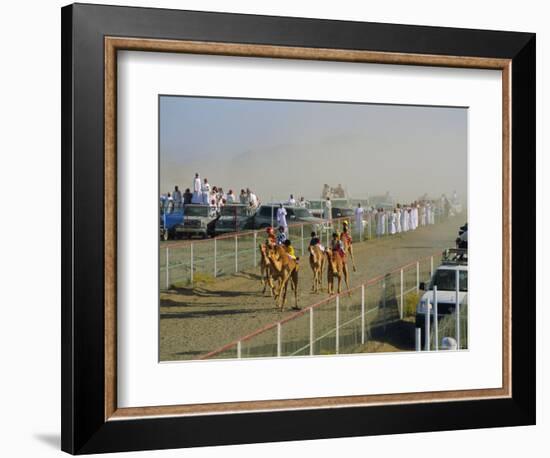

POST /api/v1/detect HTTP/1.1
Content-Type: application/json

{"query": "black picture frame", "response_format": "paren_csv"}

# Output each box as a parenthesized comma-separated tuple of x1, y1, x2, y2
(61, 3, 535, 454)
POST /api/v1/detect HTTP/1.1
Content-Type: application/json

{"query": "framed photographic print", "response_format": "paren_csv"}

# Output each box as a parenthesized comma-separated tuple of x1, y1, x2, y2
(61, 3, 536, 454)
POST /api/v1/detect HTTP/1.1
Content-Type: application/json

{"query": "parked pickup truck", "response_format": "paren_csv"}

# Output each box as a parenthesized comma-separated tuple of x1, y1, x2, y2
(174, 204, 218, 239)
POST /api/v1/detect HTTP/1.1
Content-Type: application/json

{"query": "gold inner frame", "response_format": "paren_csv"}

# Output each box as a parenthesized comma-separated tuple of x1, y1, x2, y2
(104, 37, 512, 421)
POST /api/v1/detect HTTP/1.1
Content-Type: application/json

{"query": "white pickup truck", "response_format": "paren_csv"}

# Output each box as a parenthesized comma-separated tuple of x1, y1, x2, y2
(415, 250, 468, 342)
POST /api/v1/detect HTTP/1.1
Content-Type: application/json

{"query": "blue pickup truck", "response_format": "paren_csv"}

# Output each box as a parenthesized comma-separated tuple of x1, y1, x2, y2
(160, 201, 184, 241)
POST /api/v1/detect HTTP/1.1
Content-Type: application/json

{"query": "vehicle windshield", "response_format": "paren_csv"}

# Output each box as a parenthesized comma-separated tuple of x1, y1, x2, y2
(309, 201, 323, 209)
(184, 206, 210, 217)
(431, 269, 468, 292)
(221, 206, 248, 217)
(291, 208, 314, 218)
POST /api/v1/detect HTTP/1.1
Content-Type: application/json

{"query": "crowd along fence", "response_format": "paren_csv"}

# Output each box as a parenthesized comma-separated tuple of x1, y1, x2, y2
(160, 209, 444, 290)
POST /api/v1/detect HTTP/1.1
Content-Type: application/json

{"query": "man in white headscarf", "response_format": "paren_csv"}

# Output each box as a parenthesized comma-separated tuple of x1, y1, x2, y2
(324, 197, 332, 223)
(400, 206, 408, 232)
(192, 173, 202, 204)
(390, 209, 397, 234)
(276, 203, 288, 232)
(201, 178, 210, 205)
(396, 206, 402, 233)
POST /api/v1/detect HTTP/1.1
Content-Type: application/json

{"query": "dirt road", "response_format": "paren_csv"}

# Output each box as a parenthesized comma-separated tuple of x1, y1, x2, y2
(160, 215, 463, 360)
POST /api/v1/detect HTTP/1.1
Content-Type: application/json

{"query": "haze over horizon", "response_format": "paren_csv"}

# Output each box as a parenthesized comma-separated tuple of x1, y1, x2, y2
(160, 96, 467, 204)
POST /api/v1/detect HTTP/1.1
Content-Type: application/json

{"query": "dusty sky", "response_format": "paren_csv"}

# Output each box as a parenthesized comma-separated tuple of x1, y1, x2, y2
(160, 96, 467, 204)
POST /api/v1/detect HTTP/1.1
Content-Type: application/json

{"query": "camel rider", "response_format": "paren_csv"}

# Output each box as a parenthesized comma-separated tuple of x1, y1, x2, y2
(265, 226, 276, 247)
(276, 225, 287, 245)
(340, 221, 352, 246)
(331, 232, 346, 260)
(309, 231, 325, 251)
(283, 239, 298, 260)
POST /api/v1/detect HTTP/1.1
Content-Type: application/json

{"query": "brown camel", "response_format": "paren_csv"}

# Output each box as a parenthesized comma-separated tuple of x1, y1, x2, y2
(340, 230, 357, 272)
(308, 244, 325, 293)
(259, 243, 274, 296)
(325, 248, 351, 295)
(266, 245, 300, 311)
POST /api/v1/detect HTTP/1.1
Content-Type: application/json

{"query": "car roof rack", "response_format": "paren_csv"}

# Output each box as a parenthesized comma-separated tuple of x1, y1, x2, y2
(441, 248, 468, 265)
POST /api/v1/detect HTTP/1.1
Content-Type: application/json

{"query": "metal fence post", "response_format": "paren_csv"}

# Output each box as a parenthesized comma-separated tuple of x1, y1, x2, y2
(213, 238, 217, 278)
(434, 286, 439, 351)
(415, 328, 422, 351)
(309, 308, 314, 356)
(382, 278, 387, 332)
(416, 261, 420, 292)
(335, 295, 340, 354)
(190, 243, 194, 284)
(425, 300, 431, 351)
(455, 269, 461, 349)
(301, 224, 304, 256)
(430, 255, 434, 278)
(165, 246, 170, 289)
(277, 323, 282, 357)
(253, 231, 257, 267)
(361, 284, 365, 344)
(234, 235, 238, 273)
(237, 341, 242, 359)
(400, 268, 404, 319)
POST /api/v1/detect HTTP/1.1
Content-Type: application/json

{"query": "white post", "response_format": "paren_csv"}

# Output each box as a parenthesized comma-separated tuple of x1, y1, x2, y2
(190, 243, 194, 284)
(237, 340, 242, 359)
(415, 328, 422, 351)
(430, 256, 434, 278)
(335, 295, 340, 354)
(213, 238, 217, 278)
(309, 308, 314, 356)
(400, 268, 404, 320)
(165, 247, 170, 289)
(253, 231, 257, 267)
(456, 269, 461, 349)
(301, 224, 304, 256)
(434, 286, 439, 351)
(361, 284, 365, 344)
(277, 323, 282, 357)
(416, 261, 420, 292)
(424, 300, 431, 351)
(234, 235, 238, 273)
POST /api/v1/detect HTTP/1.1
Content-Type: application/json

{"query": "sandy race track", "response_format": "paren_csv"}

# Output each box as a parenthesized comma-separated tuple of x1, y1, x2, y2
(160, 216, 464, 361)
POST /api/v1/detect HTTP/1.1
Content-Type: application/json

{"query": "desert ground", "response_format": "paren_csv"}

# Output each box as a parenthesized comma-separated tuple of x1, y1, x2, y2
(159, 215, 464, 361)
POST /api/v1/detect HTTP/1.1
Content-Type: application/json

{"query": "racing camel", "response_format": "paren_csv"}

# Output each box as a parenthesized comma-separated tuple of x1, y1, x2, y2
(325, 248, 351, 295)
(259, 244, 274, 296)
(264, 245, 300, 311)
(308, 244, 325, 293)
(340, 225, 357, 272)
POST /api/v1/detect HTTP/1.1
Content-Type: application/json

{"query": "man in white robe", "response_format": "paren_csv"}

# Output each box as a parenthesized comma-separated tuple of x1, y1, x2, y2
(192, 173, 202, 204)
(354, 203, 364, 239)
(396, 207, 402, 233)
(287, 194, 296, 206)
(390, 210, 397, 234)
(172, 186, 182, 209)
(324, 197, 332, 223)
(276, 204, 288, 231)
(400, 207, 407, 232)
(201, 178, 210, 205)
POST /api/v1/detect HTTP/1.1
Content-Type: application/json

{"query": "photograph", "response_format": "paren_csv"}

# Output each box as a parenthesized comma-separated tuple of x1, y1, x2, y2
(158, 95, 468, 362)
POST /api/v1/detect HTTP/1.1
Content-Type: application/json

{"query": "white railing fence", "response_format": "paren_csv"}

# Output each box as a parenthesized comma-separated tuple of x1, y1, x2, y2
(160, 209, 444, 290)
